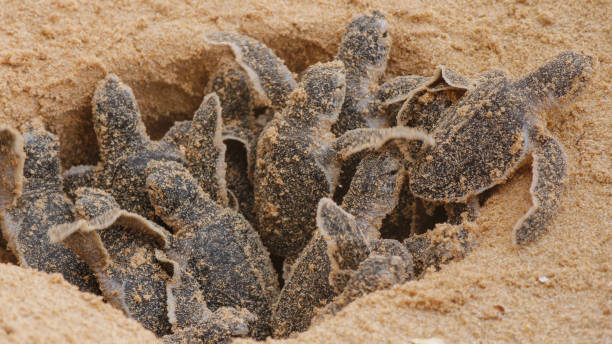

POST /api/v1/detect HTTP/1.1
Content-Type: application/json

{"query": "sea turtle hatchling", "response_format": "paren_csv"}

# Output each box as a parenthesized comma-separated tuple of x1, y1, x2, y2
(145, 160, 279, 338)
(272, 151, 405, 337)
(253, 60, 433, 259)
(0, 127, 98, 294)
(407, 51, 593, 244)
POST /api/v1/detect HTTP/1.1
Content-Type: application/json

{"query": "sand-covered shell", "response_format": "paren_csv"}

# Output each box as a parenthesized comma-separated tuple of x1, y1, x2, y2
(1, 127, 98, 293)
(145, 160, 278, 337)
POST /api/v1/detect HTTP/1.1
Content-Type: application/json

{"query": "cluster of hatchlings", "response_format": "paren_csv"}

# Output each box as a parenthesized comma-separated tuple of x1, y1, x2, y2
(0, 10, 593, 343)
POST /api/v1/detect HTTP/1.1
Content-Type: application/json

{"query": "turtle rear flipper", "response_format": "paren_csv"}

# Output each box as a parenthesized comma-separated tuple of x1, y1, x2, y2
(514, 127, 567, 244)
(206, 32, 297, 110)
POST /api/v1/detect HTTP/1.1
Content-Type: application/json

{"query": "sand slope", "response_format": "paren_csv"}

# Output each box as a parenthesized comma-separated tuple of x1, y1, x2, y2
(0, 0, 610, 343)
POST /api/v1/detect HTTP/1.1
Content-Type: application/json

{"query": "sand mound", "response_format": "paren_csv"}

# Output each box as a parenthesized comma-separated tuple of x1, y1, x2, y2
(0, 263, 159, 343)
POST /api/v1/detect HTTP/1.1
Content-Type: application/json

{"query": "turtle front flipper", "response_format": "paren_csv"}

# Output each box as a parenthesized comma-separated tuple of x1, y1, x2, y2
(397, 65, 471, 134)
(185, 93, 229, 205)
(320, 127, 434, 172)
(514, 127, 567, 244)
(92, 74, 151, 164)
(50, 187, 174, 336)
(206, 32, 297, 110)
(372, 75, 427, 125)
(0, 126, 24, 209)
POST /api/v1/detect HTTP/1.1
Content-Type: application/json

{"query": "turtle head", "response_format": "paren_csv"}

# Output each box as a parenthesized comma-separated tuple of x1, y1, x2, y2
(92, 74, 150, 162)
(22, 127, 62, 192)
(336, 10, 390, 74)
(145, 160, 202, 222)
(293, 61, 346, 125)
(513, 51, 594, 109)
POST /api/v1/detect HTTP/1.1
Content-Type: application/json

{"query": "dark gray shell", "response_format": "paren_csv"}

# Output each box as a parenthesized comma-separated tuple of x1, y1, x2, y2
(1, 128, 98, 294)
(145, 160, 278, 338)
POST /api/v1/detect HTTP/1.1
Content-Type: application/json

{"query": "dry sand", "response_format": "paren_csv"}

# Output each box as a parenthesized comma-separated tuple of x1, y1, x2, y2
(0, 0, 610, 343)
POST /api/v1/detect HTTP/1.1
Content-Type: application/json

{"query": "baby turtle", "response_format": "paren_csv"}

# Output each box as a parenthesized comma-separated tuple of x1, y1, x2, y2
(86, 74, 184, 219)
(50, 187, 179, 336)
(0, 127, 98, 294)
(407, 51, 593, 244)
(145, 160, 279, 338)
(381, 68, 474, 240)
(272, 151, 404, 337)
(254, 60, 433, 259)
(331, 10, 392, 134)
(320, 239, 414, 316)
